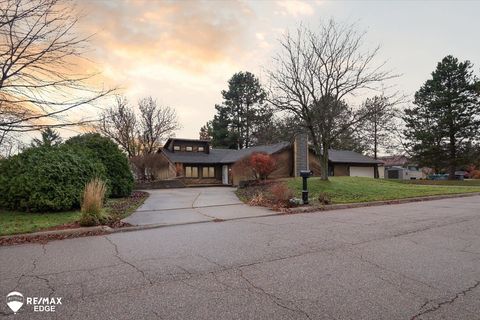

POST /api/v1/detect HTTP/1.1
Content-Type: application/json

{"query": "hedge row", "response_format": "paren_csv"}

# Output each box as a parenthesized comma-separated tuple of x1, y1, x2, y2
(0, 134, 134, 212)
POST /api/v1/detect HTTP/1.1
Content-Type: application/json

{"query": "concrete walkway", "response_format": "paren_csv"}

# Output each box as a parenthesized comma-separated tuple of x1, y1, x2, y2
(123, 187, 273, 226)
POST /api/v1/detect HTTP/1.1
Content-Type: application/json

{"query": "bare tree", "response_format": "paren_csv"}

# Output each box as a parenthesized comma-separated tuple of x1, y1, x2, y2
(0, 0, 113, 137)
(98, 96, 139, 157)
(0, 128, 23, 157)
(138, 97, 179, 154)
(358, 95, 403, 159)
(97, 96, 180, 156)
(267, 20, 397, 180)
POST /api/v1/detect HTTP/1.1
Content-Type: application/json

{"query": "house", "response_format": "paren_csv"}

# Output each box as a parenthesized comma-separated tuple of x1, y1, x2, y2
(380, 155, 425, 180)
(156, 135, 383, 186)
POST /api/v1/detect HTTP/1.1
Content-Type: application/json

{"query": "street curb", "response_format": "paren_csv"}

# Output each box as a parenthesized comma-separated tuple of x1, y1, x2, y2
(282, 192, 480, 214)
(109, 212, 281, 235)
(0, 213, 282, 243)
(2, 192, 479, 244)
(0, 225, 112, 241)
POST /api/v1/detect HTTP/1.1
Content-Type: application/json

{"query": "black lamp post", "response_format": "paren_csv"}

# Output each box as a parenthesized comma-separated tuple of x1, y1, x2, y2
(299, 170, 313, 204)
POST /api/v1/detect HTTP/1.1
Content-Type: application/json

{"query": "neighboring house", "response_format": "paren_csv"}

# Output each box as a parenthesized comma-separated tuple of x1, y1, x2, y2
(156, 135, 383, 186)
(380, 155, 425, 180)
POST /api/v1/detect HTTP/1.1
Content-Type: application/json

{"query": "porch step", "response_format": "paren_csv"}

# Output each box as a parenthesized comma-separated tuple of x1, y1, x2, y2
(185, 184, 230, 188)
(134, 180, 186, 189)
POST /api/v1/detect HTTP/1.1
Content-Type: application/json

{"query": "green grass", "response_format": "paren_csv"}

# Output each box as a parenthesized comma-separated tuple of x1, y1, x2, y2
(0, 191, 149, 237)
(0, 210, 81, 236)
(396, 179, 480, 186)
(287, 177, 480, 204)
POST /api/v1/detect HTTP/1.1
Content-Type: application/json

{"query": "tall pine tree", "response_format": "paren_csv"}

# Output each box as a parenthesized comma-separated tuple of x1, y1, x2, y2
(403, 56, 480, 178)
(203, 72, 273, 149)
(31, 128, 62, 147)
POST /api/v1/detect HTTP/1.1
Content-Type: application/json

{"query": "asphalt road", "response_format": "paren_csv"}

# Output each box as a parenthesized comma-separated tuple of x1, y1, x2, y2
(1, 196, 480, 319)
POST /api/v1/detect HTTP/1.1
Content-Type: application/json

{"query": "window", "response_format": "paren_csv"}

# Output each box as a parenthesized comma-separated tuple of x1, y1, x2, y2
(202, 166, 215, 178)
(198, 146, 204, 152)
(186, 146, 193, 152)
(173, 145, 180, 151)
(185, 166, 198, 178)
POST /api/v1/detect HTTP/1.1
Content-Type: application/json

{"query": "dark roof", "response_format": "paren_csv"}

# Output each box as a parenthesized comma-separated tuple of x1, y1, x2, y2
(162, 141, 290, 164)
(328, 150, 383, 164)
(162, 140, 381, 165)
(164, 138, 210, 149)
(221, 142, 290, 163)
(162, 148, 234, 164)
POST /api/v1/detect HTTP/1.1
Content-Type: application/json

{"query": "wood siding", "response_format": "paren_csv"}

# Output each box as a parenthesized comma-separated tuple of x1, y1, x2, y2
(333, 164, 349, 176)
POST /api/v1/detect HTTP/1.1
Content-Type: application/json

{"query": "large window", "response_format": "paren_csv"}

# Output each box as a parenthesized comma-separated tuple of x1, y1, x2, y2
(173, 145, 180, 151)
(186, 146, 193, 152)
(185, 166, 198, 178)
(202, 166, 215, 178)
(198, 146, 204, 152)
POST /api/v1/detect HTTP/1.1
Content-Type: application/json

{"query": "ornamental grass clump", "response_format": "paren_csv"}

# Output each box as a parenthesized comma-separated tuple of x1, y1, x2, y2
(79, 178, 107, 226)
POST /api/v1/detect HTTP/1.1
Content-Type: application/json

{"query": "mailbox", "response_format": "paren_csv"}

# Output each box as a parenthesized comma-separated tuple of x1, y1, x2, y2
(300, 170, 313, 178)
(299, 170, 313, 204)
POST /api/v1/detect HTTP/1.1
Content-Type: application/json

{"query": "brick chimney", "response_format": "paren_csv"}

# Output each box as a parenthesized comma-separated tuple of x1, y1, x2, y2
(293, 133, 309, 177)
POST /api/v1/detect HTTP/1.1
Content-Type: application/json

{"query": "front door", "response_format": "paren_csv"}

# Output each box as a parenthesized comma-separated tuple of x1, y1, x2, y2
(222, 165, 229, 185)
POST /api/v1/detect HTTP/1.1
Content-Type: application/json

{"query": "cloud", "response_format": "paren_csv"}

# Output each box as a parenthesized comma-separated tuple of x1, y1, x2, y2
(72, 0, 276, 138)
(79, 0, 256, 75)
(275, 0, 315, 16)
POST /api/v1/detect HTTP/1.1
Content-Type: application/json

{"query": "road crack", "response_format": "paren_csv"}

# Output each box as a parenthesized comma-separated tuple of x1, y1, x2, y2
(104, 236, 153, 285)
(238, 269, 312, 319)
(411, 280, 480, 319)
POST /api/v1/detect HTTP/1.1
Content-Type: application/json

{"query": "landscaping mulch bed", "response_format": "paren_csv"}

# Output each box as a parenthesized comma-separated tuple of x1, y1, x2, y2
(0, 191, 149, 246)
(235, 181, 294, 211)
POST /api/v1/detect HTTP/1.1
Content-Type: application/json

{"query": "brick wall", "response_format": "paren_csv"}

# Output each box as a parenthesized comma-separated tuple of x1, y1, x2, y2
(294, 133, 309, 176)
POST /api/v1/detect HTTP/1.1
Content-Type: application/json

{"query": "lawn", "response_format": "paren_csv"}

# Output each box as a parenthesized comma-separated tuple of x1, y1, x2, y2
(0, 191, 148, 237)
(285, 177, 480, 204)
(397, 179, 480, 186)
(0, 210, 81, 236)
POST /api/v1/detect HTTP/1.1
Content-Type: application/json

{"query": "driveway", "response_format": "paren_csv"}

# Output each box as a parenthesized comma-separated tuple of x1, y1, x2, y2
(2, 196, 480, 319)
(123, 187, 273, 226)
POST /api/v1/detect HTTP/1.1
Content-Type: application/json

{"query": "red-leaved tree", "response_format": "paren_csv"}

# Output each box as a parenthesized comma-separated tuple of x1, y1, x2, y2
(249, 153, 277, 180)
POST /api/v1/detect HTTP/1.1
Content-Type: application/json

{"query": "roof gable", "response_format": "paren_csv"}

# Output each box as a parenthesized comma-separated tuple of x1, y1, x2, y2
(162, 141, 290, 164)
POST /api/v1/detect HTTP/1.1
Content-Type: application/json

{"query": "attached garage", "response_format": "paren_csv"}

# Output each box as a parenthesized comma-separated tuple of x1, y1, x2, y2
(309, 150, 384, 179)
(349, 166, 375, 177)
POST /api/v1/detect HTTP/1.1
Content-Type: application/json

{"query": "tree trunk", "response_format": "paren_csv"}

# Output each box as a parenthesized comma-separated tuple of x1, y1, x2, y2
(245, 103, 250, 148)
(321, 142, 329, 180)
(448, 133, 456, 180)
(373, 118, 378, 160)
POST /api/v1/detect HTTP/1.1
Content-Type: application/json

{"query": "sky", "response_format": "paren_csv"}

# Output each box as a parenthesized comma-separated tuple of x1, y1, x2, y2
(72, 0, 480, 140)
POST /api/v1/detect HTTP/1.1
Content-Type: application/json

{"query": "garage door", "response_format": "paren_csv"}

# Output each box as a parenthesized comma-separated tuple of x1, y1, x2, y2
(350, 166, 374, 178)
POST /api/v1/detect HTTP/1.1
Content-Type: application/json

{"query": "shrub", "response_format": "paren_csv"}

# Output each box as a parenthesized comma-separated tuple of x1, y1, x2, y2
(317, 192, 331, 205)
(65, 133, 134, 197)
(269, 182, 294, 207)
(0, 146, 107, 212)
(469, 170, 480, 179)
(468, 165, 480, 179)
(250, 153, 277, 180)
(232, 153, 277, 182)
(248, 192, 268, 207)
(79, 178, 107, 226)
